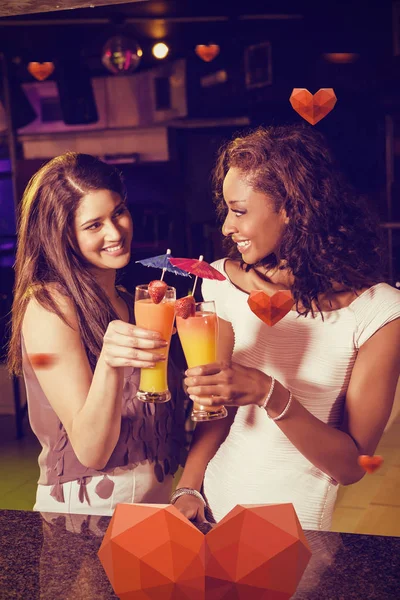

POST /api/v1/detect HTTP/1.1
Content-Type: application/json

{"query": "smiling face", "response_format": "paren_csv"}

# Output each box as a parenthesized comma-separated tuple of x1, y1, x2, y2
(222, 168, 288, 265)
(73, 189, 133, 272)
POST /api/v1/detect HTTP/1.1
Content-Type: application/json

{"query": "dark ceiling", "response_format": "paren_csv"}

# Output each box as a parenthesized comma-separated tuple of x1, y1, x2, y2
(0, 1, 390, 43)
(0, 1, 393, 82)
(0, 0, 140, 18)
(0, 0, 396, 206)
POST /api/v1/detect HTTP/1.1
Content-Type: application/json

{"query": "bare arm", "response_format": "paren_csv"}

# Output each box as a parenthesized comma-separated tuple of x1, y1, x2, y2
(264, 318, 400, 484)
(22, 292, 166, 470)
(186, 318, 400, 486)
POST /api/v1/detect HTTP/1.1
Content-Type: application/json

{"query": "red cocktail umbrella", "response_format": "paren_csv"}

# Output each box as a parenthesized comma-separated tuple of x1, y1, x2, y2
(169, 255, 225, 295)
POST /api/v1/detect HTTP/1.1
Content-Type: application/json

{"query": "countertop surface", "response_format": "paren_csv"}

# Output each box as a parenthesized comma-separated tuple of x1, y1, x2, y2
(0, 509, 399, 599)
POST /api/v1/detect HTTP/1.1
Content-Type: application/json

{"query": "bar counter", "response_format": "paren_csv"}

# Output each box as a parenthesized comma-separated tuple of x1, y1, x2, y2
(0, 509, 399, 599)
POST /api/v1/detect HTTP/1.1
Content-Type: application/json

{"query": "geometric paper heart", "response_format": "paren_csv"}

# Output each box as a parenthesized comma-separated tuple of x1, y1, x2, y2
(27, 61, 55, 82)
(195, 44, 220, 62)
(204, 503, 312, 599)
(98, 503, 312, 599)
(98, 503, 206, 599)
(248, 289, 294, 326)
(289, 88, 337, 125)
(357, 455, 384, 474)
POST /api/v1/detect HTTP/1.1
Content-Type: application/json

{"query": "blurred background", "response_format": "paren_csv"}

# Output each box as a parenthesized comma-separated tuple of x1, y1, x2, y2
(0, 0, 399, 535)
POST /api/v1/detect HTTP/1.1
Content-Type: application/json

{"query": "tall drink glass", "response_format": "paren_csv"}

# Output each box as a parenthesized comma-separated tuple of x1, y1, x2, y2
(134, 284, 176, 403)
(176, 300, 228, 422)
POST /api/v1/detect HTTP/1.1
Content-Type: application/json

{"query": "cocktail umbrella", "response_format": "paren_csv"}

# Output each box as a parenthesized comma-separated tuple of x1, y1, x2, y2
(135, 249, 191, 281)
(169, 255, 225, 295)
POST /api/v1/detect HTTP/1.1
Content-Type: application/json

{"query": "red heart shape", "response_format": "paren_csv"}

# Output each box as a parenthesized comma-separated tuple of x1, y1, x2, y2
(28, 353, 57, 369)
(289, 88, 337, 125)
(358, 455, 384, 474)
(195, 44, 220, 62)
(27, 61, 55, 82)
(248, 289, 294, 326)
(98, 503, 311, 599)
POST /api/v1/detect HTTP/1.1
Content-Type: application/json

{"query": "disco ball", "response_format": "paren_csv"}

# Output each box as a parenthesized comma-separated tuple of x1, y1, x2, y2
(101, 35, 143, 75)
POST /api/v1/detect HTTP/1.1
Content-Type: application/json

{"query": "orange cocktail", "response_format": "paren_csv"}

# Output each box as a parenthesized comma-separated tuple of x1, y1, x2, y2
(134, 284, 176, 403)
(176, 300, 227, 421)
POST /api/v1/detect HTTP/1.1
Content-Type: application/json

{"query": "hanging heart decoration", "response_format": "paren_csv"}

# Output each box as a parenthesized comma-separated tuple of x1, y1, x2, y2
(357, 455, 384, 474)
(195, 44, 220, 62)
(27, 62, 55, 81)
(289, 88, 337, 125)
(248, 289, 294, 326)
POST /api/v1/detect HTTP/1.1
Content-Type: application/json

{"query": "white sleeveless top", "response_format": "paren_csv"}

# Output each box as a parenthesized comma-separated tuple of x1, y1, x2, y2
(202, 258, 400, 530)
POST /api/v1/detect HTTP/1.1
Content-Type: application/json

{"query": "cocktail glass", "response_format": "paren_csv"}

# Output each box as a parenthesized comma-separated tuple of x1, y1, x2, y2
(176, 300, 228, 422)
(134, 284, 176, 403)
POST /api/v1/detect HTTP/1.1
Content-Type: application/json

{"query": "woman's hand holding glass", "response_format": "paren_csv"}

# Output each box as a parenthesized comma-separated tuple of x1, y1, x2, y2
(184, 361, 272, 409)
(101, 320, 168, 369)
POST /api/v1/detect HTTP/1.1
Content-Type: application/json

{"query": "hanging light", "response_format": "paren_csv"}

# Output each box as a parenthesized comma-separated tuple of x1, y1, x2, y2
(152, 42, 169, 60)
(102, 35, 143, 75)
(27, 62, 55, 81)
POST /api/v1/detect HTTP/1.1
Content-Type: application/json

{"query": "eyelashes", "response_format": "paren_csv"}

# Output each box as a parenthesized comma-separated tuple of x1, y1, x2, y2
(85, 206, 127, 230)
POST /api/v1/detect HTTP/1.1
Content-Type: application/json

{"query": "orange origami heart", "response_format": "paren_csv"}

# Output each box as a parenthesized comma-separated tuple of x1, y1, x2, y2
(98, 503, 311, 600)
(204, 503, 311, 599)
(195, 44, 220, 62)
(289, 88, 337, 125)
(248, 289, 294, 326)
(27, 61, 55, 81)
(358, 455, 384, 474)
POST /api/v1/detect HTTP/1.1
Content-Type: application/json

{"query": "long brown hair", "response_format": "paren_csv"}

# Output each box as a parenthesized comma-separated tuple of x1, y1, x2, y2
(213, 124, 386, 317)
(7, 152, 127, 375)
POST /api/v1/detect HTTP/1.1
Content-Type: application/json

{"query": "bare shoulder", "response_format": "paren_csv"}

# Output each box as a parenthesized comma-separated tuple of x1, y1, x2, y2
(362, 315, 400, 349)
(22, 284, 80, 353)
(26, 283, 76, 318)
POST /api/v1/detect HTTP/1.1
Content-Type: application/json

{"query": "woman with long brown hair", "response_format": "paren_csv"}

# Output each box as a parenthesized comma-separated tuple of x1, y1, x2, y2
(173, 124, 400, 531)
(7, 152, 185, 514)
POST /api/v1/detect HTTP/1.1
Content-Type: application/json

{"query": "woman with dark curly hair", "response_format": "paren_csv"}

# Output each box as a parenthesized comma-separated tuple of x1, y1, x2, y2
(173, 124, 400, 531)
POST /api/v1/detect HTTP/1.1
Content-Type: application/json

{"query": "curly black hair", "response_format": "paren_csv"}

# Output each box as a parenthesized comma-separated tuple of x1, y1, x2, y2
(212, 124, 387, 318)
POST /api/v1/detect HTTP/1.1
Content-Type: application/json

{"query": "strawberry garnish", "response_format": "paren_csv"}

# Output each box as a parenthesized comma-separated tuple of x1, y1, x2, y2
(175, 295, 195, 319)
(148, 280, 167, 304)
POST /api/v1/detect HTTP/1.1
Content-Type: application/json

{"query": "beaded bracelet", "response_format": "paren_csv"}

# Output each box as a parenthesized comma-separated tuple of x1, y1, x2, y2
(261, 376, 293, 422)
(271, 391, 293, 421)
(170, 487, 207, 507)
(261, 376, 276, 410)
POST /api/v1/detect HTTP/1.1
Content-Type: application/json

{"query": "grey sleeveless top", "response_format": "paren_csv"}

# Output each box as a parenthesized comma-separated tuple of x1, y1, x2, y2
(21, 289, 188, 504)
